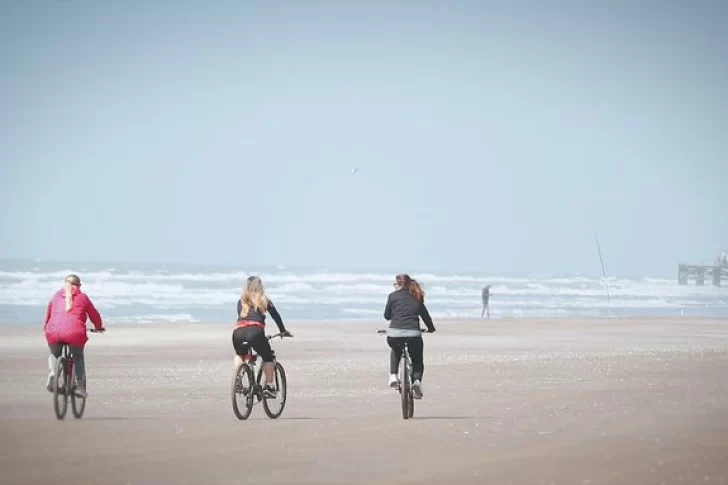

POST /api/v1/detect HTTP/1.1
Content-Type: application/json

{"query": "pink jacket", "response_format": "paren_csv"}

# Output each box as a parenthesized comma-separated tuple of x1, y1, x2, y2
(44, 287, 103, 348)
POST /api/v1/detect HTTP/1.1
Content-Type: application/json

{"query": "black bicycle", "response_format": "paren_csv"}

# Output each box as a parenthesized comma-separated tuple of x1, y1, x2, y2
(53, 328, 104, 420)
(378, 329, 430, 420)
(231, 333, 290, 420)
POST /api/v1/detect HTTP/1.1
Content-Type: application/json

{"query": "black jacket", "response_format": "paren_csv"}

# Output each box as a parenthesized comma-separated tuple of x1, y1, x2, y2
(384, 288, 435, 332)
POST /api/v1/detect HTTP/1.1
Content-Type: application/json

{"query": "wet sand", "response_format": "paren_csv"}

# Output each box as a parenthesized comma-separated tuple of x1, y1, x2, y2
(1, 318, 727, 485)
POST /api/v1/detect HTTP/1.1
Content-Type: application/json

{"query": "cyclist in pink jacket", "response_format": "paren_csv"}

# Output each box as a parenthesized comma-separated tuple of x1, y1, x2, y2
(44, 274, 105, 397)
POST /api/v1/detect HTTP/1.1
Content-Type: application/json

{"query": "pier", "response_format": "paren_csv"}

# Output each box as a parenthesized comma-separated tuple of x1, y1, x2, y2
(678, 263, 728, 286)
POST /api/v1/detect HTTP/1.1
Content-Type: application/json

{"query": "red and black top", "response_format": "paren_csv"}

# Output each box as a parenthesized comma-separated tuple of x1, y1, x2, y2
(235, 299, 287, 333)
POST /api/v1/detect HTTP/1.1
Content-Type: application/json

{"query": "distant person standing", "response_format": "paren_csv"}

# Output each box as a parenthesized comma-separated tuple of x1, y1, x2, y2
(481, 285, 491, 319)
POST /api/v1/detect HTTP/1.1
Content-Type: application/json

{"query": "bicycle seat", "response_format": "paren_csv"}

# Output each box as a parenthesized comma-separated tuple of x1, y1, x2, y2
(243, 354, 257, 364)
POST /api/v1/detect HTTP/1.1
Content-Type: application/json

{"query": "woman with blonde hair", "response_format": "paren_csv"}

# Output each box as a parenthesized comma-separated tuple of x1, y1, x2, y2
(384, 273, 435, 399)
(232, 276, 292, 397)
(44, 274, 105, 397)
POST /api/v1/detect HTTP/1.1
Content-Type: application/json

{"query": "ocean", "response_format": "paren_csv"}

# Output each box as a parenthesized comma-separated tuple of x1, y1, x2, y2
(1, 259, 727, 325)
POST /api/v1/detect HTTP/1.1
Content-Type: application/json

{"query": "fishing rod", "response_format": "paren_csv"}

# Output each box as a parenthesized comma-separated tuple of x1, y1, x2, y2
(593, 227, 610, 304)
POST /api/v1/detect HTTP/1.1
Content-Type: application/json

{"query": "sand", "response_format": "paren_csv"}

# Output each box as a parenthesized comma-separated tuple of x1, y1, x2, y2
(1, 318, 727, 485)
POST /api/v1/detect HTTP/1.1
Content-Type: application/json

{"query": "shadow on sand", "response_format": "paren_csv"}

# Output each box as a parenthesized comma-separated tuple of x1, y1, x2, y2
(412, 415, 496, 421)
(83, 417, 158, 421)
(279, 416, 338, 421)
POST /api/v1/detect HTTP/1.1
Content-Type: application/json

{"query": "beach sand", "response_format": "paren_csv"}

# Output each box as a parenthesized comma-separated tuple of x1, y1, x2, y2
(1, 318, 727, 485)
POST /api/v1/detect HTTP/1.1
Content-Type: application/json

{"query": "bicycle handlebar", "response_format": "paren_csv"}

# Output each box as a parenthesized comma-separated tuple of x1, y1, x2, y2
(89, 328, 106, 334)
(377, 329, 433, 334)
(267, 332, 293, 340)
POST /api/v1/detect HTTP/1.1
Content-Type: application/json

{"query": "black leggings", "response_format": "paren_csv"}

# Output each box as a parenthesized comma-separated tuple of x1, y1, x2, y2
(232, 326, 274, 362)
(387, 336, 424, 382)
(49, 343, 85, 384)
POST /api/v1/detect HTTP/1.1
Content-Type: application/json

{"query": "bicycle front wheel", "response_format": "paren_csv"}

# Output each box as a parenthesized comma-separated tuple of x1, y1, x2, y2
(401, 355, 413, 420)
(260, 362, 287, 419)
(407, 383, 414, 419)
(53, 358, 69, 420)
(71, 376, 86, 419)
(231, 363, 254, 420)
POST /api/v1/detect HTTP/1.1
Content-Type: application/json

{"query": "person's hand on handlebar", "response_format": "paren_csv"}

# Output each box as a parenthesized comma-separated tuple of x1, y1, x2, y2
(281, 330, 293, 338)
(90, 327, 106, 333)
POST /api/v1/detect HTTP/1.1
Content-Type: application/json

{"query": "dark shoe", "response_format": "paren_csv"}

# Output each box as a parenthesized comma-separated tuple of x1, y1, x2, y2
(412, 380, 423, 400)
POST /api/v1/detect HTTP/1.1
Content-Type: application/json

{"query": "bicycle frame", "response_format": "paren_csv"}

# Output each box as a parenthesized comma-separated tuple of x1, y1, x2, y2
(231, 332, 289, 420)
(62, 345, 75, 385)
(53, 328, 102, 420)
(378, 329, 429, 419)
(401, 344, 413, 392)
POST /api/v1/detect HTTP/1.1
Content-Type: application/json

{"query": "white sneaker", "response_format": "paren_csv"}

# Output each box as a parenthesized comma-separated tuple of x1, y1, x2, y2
(412, 380, 423, 399)
(46, 374, 54, 393)
(388, 374, 399, 388)
(75, 384, 88, 399)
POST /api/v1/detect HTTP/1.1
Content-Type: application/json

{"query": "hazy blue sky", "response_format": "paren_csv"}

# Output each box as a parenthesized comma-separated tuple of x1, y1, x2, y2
(1, 0, 726, 276)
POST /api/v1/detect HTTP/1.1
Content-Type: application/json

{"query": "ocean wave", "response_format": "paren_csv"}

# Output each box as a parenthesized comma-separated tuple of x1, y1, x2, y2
(0, 269, 627, 286)
(2, 276, 724, 310)
(341, 308, 382, 315)
(106, 313, 199, 324)
(1, 264, 726, 323)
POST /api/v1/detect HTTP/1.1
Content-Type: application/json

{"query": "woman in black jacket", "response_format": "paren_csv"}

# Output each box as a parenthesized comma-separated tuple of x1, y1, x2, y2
(384, 273, 435, 399)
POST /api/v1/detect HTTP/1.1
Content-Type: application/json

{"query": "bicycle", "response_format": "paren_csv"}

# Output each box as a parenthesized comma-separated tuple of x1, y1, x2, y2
(231, 333, 290, 420)
(378, 329, 430, 420)
(53, 328, 104, 420)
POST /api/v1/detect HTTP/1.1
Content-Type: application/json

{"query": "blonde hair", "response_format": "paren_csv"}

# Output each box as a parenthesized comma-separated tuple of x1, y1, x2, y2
(64, 274, 81, 311)
(240, 276, 269, 318)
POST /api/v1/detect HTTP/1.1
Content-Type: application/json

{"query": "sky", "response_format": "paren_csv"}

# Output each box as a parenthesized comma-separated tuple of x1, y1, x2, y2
(1, 0, 726, 277)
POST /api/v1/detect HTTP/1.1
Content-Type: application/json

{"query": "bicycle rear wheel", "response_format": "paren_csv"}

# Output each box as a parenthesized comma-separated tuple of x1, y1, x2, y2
(71, 376, 86, 419)
(400, 352, 412, 420)
(53, 358, 69, 420)
(407, 370, 414, 418)
(260, 362, 287, 419)
(231, 363, 254, 420)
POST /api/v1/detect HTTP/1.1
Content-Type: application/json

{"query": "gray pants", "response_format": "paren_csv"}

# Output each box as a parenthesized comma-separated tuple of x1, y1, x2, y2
(48, 344, 85, 385)
(481, 301, 490, 319)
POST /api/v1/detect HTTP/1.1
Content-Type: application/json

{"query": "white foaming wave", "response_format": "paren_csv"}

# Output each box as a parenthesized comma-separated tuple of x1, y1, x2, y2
(478, 283, 726, 299)
(267, 294, 386, 306)
(276, 275, 720, 302)
(6, 268, 702, 308)
(0, 269, 382, 284)
(424, 295, 723, 315)
(271, 279, 715, 301)
(424, 297, 684, 310)
(2, 274, 722, 312)
(0, 269, 250, 283)
(428, 308, 576, 319)
(528, 298, 682, 310)
(2, 265, 725, 322)
(334, 283, 393, 293)
(641, 277, 678, 285)
(0, 269, 608, 286)
(341, 308, 382, 315)
(0, 278, 238, 308)
(269, 282, 317, 293)
(107, 313, 199, 324)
